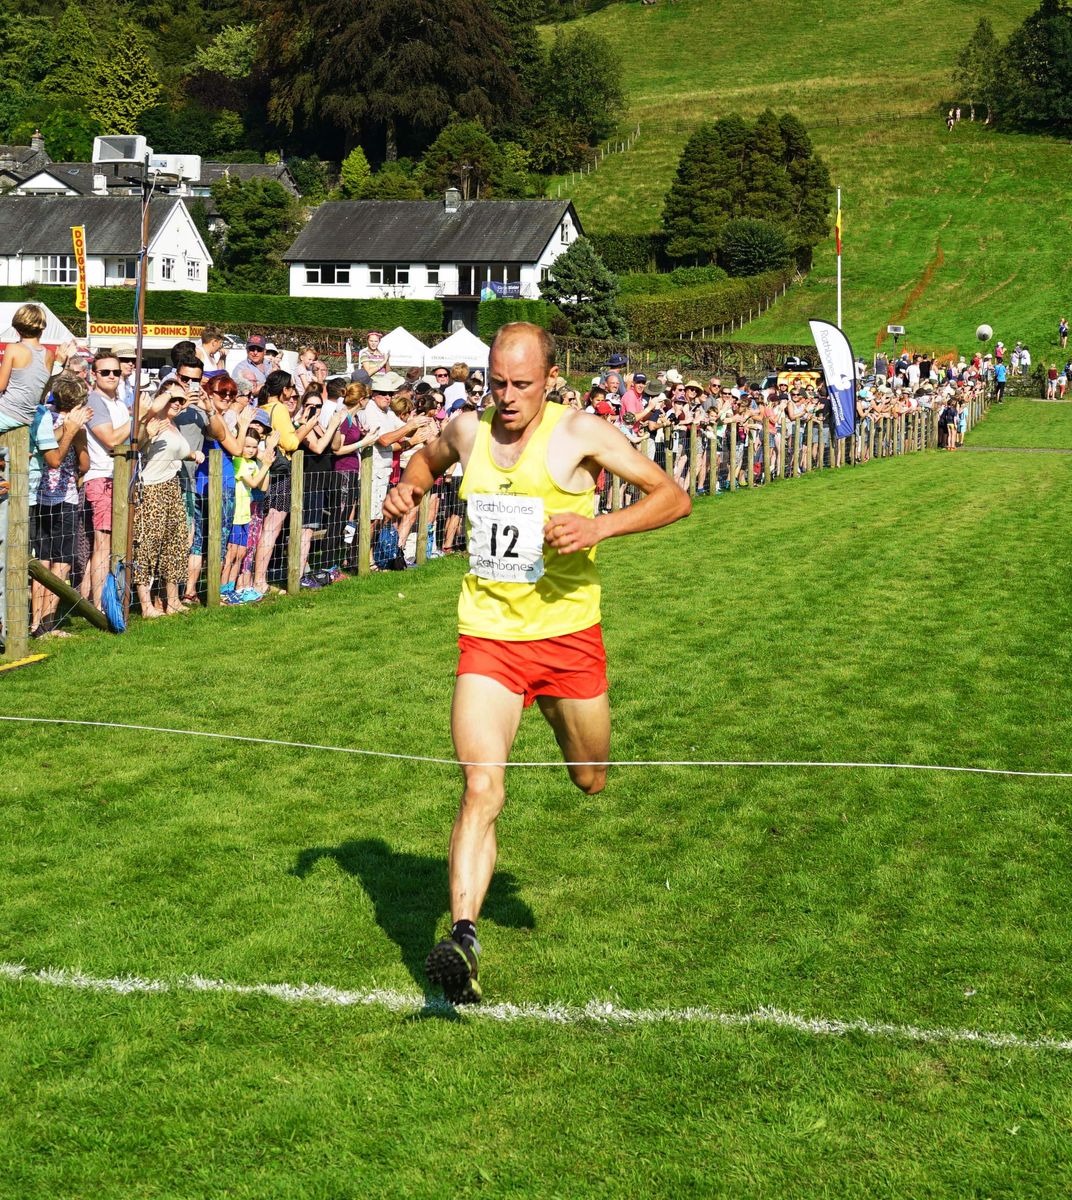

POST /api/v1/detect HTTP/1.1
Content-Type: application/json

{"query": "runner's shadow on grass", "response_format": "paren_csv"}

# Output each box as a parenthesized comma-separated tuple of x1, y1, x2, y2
(290, 837, 535, 1011)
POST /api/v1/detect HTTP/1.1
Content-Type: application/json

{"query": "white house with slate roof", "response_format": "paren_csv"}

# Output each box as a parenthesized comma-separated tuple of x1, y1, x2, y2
(283, 191, 582, 330)
(0, 196, 212, 291)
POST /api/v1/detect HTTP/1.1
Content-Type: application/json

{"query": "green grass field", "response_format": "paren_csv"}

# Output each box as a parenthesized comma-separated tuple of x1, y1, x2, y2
(3, 406, 1072, 1195)
(966, 396, 1072, 448)
(548, 0, 1069, 358)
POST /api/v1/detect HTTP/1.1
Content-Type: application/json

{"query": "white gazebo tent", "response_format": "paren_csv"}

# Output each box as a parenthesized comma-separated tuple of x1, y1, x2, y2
(423, 327, 490, 371)
(0, 302, 75, 349)
(379, 326, 430, 371)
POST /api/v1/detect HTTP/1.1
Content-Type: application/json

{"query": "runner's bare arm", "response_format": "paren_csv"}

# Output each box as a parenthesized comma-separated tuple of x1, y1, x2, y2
(545, 415, 690, 555)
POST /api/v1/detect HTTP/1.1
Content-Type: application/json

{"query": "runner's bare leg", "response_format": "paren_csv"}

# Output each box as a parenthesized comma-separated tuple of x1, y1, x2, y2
(449, 673, 525, 923)
(536, 693, 610, 796)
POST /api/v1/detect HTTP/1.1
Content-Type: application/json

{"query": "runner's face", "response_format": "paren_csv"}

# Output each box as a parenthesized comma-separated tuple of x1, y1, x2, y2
(488, 336, 556, 432)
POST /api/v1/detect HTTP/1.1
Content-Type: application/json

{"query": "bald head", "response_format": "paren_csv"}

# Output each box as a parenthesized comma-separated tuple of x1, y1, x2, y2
(491, 322, 556, 373)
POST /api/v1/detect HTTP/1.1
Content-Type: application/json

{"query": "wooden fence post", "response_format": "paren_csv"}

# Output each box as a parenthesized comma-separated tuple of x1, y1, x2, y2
(110, 447, 130, 578)
(746, 432, 755, 487)
(358, 447, 373, 577)
(287, 449, 304, 595)
(1, 427, 29, 661)
(688, 427, 699, 497)
(206, 449, 223, 607)
(416, 491, 431, 567)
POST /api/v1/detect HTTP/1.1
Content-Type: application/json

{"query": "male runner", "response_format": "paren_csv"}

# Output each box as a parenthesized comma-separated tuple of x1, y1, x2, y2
(383, 323, 690, 1003)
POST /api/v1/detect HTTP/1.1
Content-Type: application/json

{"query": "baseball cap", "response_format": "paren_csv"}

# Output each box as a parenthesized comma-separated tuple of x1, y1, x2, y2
(594, 401, 614, 415)
(633, 372, 648, 384)
(246, 334, 267, 350)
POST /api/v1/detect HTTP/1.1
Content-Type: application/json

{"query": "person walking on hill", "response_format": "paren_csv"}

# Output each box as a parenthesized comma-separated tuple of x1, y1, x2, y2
(383, 322, 691, 1004)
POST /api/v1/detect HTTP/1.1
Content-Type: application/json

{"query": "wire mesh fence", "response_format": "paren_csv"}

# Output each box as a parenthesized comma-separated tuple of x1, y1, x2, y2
(0, 386, 990, 657)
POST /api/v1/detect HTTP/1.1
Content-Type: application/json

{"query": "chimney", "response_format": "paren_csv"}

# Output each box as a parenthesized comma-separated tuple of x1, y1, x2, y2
(30, 129, 45, 154)
(444, 187, 461, 213)
(93, 173, 109, 196)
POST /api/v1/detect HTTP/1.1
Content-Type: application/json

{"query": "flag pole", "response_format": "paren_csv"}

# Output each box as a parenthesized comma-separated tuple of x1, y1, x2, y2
(835, 188, 842, 329)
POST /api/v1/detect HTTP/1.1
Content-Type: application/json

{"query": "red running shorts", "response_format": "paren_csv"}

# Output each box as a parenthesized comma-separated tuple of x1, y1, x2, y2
(457, 623, 608, 708)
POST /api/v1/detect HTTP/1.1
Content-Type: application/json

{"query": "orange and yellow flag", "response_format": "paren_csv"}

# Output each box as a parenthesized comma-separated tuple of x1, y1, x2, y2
(834, 207, 842, 257)
(71, 225, 88, 313)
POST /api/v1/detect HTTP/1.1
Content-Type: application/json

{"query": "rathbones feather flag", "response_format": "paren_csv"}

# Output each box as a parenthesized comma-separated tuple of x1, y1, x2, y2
(71, 225, 88, 313)
(809, 318, 856, 439)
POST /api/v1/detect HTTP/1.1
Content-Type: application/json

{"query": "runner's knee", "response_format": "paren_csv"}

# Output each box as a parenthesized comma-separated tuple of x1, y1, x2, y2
(569, 764, 606, 795)
(460, 769, 506, 816)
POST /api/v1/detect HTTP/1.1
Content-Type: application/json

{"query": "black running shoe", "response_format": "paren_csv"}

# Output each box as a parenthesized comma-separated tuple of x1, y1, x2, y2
(426, 934, 482, 1004)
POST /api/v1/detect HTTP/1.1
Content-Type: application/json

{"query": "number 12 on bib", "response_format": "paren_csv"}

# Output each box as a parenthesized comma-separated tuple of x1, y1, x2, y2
(467, 493, 546, 583)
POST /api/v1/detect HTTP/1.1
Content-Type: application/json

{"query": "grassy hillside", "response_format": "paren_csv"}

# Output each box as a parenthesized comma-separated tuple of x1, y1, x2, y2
(551, 0, 1069, 360)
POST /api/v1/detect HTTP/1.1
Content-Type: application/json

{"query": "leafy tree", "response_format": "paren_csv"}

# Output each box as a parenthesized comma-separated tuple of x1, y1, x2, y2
(92, 23, 162, 135)
(991, 0, 1072, 131)
(360, 162, 425, 200)
(43, 5, 102, 103)
(336, 146, 372, 198)
(717, 219, 792, 277)
(260, 0, 524, 161)
(539, 236, 628, 339)
(953, 18, 1000, 121)
(40, 106, 102, 161)
(544, 27, 624, 144)
(210, 175, 301, 293)
(0, 16, 52, 93)
(211, 110, 245, 154)
(524, 114, 589, 173)
(287, 155, 331, 202)
(416, 121, 503, 198)
(191, 25, 256, 80)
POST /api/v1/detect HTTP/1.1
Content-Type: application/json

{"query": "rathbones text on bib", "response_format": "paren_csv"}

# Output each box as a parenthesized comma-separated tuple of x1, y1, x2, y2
(470, 497, 538, 518)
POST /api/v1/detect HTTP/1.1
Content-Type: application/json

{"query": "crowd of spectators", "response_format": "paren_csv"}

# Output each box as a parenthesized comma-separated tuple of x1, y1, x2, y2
(1, 307, 991, 638)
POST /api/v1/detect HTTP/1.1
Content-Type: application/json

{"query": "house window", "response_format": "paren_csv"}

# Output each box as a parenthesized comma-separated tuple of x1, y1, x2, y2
(32, 255, 77, 285)
(305, 262, 350, 286)
(540, 267, 550, 282)
(369, 264, 410, 286)
(560, 223, 571, 245)
(161, 256, 175, 281)
(426, 265, 440, 285)
(104, 257, 138, 283)
(187, 259, 201, 281)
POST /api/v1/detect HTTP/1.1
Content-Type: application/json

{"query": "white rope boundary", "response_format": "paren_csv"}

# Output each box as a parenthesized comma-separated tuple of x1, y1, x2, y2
(1, 962, 1069, 1053)
(1, 714, 1070, 778)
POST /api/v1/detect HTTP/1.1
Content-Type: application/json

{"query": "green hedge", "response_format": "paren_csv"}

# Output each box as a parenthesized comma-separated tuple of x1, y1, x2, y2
(588, 232, 669, 274)
(617, 265, 729, 297)
(0, 285, 444, 334)
(476, 298, 558, 341)
(618, 269, 794, 340)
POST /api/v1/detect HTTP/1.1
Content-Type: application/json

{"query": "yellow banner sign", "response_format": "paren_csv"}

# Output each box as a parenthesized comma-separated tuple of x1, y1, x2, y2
(89, 323, 206, 338)
(71, 225, 88, 314)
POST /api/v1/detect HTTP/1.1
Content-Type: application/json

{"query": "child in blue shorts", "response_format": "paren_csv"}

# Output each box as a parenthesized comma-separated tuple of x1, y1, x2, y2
(224, 427, 275, 602)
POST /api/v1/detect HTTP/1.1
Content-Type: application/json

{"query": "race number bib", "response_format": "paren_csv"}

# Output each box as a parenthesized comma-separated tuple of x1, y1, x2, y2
(467, 493, 545, 583)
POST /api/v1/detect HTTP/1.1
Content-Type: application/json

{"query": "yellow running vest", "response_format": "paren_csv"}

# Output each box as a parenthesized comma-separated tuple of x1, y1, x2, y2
(458, 402, 601, 640)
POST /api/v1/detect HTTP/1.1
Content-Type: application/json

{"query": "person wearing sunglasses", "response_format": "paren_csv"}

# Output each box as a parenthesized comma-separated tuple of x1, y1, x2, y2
(83, 352, 132, 610)
(133, 382, 202, 618)
(230, 334, 270, 399)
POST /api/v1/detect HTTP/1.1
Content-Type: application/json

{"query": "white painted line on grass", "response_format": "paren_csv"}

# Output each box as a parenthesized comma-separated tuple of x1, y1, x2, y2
(2, 715, 1072, 779)
(2, 962, 1070, 1054)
